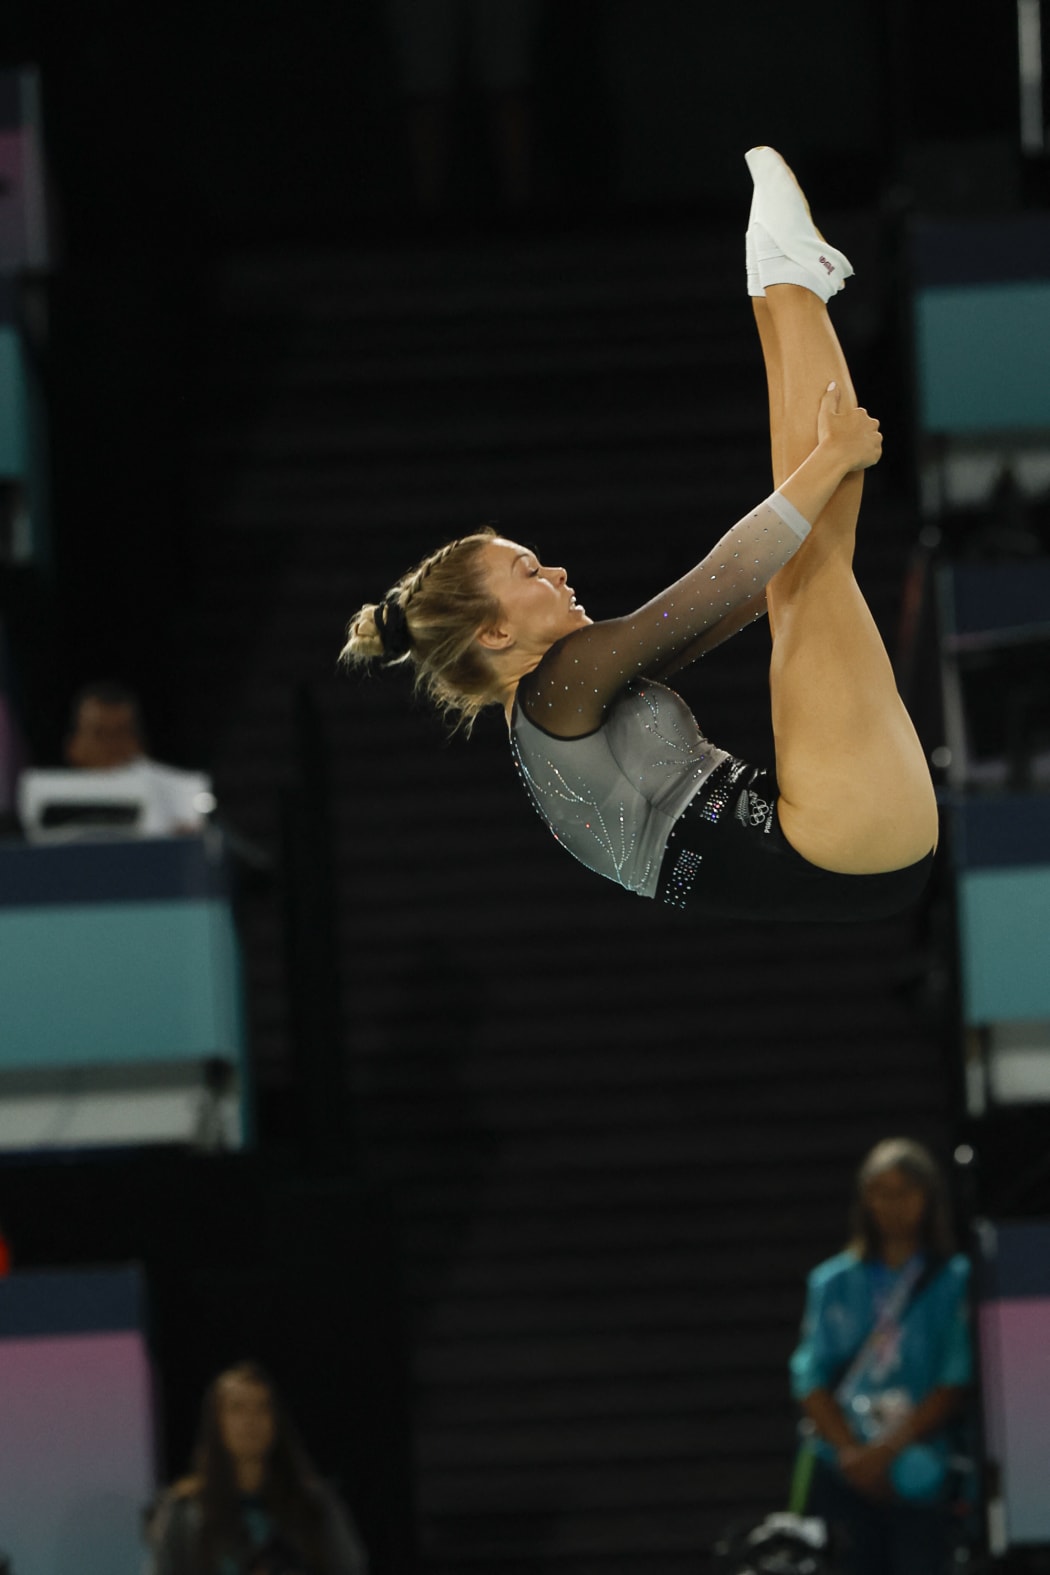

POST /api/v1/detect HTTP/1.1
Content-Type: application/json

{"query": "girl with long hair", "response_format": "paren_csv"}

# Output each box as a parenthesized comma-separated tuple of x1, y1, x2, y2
(147, 1363, 368, 1575)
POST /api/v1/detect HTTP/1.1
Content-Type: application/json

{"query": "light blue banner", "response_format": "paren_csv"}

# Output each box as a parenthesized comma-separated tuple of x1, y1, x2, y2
(0, 898, 243, 1066)
(915, 281, 1050, 433)
(0, 324, 27, 477)
(957, 866, 1050, 1023)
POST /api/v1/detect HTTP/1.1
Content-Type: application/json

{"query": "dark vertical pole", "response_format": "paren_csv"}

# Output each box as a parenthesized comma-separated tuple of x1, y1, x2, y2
(281, 681, 352, 1173)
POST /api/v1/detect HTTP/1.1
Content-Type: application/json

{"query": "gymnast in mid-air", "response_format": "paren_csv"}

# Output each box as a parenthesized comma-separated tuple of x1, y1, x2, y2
(342, 148, 938, 921)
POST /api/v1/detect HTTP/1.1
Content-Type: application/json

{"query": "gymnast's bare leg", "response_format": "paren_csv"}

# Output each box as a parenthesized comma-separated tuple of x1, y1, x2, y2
(753, 277, 937, 876)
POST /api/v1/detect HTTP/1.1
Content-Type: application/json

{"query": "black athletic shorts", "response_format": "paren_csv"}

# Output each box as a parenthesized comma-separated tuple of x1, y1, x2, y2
(656, 756, 934, 923)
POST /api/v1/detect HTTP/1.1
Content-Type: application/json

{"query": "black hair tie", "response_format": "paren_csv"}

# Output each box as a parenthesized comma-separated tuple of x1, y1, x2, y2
(376, 597, 412, 660)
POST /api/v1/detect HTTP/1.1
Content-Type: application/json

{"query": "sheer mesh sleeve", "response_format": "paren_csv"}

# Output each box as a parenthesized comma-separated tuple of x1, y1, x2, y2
(519, 491, 811, 738)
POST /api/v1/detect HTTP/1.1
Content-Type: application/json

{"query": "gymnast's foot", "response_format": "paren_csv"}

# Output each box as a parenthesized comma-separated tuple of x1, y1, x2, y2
(745, 145, 853, 303)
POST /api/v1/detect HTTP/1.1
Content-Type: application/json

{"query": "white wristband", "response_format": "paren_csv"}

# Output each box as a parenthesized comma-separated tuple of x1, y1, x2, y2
(766, 490, 812, 542)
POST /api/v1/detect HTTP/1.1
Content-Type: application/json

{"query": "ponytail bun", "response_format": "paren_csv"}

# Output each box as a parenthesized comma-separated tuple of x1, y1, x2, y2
(340, 604, 387, 666)
(339, 527, 501, 732)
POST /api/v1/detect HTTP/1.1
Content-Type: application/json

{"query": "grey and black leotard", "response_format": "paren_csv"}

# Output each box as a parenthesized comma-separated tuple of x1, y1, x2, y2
(509, 491, 933, 921)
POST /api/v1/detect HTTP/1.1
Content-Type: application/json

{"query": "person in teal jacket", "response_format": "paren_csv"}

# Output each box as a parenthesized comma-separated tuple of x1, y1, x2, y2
(790, 1138, 972, 1575)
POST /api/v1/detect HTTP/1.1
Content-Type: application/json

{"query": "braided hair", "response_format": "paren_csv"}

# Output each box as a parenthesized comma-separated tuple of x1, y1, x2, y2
(341, 528, 503, 731)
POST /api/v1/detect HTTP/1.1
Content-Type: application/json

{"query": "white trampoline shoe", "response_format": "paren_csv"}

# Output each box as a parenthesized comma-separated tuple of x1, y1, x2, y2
(744, 146, 853, 303)
(745, 225, 764, 297)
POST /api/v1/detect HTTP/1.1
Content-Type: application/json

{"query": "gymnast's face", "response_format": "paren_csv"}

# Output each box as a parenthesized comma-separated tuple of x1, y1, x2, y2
(477, 537, 592, 656)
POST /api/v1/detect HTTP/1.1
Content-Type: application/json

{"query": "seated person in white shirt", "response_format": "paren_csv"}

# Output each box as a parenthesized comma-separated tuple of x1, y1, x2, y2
(59, 680, 212, 837)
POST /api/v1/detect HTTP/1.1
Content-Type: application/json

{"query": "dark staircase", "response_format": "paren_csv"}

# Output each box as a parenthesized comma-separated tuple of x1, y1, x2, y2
(175, 224, 950, 1574)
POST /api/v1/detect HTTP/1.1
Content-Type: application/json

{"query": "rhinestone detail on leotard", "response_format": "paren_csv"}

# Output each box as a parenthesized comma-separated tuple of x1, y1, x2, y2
(657, 756, 753, 908)
(510, 731, 653, 892)
(510, 679, 731, 897)
(662, 848, 703, 908)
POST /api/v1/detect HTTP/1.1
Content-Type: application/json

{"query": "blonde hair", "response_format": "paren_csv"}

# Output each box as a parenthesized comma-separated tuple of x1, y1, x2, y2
(340, 528, 503, 730)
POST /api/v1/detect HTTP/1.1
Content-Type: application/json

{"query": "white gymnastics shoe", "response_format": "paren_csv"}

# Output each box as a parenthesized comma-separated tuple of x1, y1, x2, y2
(745, 225, 764, 297)
(744, 146, 853, 303)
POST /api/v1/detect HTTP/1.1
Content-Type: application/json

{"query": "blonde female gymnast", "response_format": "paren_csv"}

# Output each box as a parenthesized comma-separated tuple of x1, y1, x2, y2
(342, 149, 937, 921)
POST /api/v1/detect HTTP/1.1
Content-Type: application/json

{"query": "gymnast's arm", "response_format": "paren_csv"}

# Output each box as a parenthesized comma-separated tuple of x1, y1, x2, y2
(643, 587, 770, 680)
(645, 402, 878, 680)
(519, 497, 802, 736)
(519, 406, 878, 737)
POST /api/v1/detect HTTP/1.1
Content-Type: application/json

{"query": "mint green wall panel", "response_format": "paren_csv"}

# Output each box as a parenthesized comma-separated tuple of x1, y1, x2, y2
(0, 325, 27, 477)
(915, 283, 1050, 433)
(957, 867, 1050, 1023)
(0, 899, 243, 1067)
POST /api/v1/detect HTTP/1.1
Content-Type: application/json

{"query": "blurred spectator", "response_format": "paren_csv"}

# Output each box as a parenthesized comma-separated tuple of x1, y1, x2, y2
(146, 1361, 368, 1575)
(24, 678, 214, 838)
(65, 680, 150, 770)
(790, 1139, 972, 1575)
(386, 0, 542, 214)
(0, 1219, 10, 1276)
